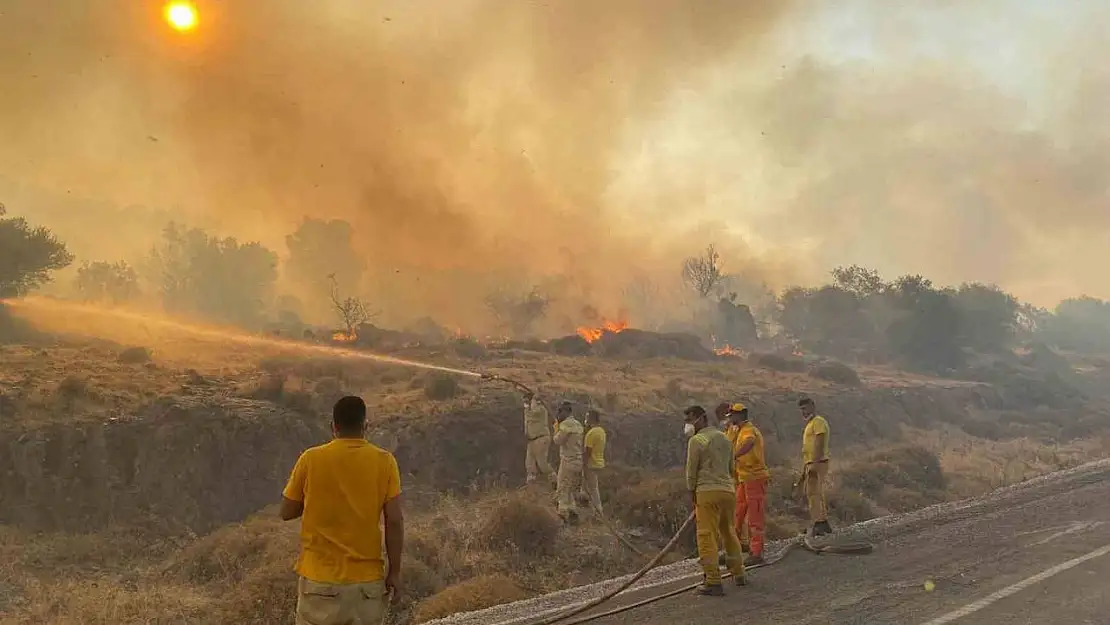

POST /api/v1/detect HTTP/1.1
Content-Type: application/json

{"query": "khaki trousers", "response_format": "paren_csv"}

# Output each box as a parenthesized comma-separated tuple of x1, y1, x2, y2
(804, 461, 830, 523)
(582, 467, 603, 514)
(556, 461, 583, 516)
(525, 435, 554, 483)
(695, 490, 746, 585)
(296, 577, 387, 625)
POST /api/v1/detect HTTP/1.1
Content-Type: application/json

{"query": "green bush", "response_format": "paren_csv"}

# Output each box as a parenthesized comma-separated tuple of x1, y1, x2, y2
(808, 361, 862, 386)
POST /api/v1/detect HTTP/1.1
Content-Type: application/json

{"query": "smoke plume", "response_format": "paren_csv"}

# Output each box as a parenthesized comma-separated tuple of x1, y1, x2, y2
(3, 0, 1110, 334)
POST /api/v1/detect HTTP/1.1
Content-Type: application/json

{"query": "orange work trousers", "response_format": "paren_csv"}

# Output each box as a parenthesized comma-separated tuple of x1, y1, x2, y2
(735, 478, 768, 557)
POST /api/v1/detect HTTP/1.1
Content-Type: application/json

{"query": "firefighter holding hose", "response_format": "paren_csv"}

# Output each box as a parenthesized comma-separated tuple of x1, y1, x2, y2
(522, 389, 556, 487)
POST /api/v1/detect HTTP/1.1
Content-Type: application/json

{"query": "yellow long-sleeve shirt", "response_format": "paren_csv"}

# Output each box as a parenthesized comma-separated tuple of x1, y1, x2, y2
(685, 426, 735, 494)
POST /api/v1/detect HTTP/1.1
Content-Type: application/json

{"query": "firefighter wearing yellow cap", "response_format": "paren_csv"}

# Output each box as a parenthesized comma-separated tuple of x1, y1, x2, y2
(726, 402, 770, 565)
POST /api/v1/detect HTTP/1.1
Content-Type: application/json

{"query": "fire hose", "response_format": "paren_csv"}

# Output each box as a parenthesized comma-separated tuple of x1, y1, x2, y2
(478, 373, 874, 625)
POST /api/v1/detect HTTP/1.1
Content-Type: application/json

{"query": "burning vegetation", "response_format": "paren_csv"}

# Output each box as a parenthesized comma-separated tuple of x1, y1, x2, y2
(576, 319, 630, 344)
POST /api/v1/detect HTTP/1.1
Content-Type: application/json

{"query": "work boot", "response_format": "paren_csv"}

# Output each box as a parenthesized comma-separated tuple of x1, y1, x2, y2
(733, 574, 749, 587)
(696, 584, 725, 597)
(813, 521, 832, 537)
(745, 554, 765, 566)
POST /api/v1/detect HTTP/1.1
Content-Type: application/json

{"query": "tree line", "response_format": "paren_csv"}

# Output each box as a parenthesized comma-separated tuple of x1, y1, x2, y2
(4, 204, 1110, 372)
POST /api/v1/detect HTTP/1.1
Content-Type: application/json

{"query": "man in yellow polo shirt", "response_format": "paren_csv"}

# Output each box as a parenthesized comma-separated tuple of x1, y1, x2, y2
(581, 409, 607, 516)
(799, 397, 832, 537)
(281, 396, 404, 625)
(726, 403, 770, 565)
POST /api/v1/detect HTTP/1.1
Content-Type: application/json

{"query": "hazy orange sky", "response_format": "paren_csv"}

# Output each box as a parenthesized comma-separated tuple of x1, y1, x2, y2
(2, 0, 1109, 325)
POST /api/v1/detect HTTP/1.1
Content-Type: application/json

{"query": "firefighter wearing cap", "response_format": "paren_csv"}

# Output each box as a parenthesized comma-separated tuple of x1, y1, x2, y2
(726, 402, 770, 565)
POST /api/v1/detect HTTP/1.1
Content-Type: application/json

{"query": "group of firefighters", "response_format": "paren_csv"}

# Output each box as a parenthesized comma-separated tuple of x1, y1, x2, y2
(277, 392, 833, 624)
(522, 390, 608, 524)
(522, 393, 833, 596)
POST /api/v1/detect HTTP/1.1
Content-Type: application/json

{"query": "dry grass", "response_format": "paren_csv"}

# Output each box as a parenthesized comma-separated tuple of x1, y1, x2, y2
(1, 297, 964, 429)
(6, 300, 1110, 622)
(0, 489, 650, 624)
(411, 575, 529, 624)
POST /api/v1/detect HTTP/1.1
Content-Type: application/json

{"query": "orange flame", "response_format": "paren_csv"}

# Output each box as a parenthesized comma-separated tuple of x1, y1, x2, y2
(714, 344, 745, 358)
(576, 319, 629, 343)
(332, 331, 358, 343)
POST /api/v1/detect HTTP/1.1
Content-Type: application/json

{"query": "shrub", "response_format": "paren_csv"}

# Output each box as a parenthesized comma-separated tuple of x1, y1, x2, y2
(57, 376, 89, 402)
(663, 378, 687, 404)
(423, 374, 460, 401)
(412, 574, 530, 624)
(828, 490, 876, 523)
(257, 356, 294, 374)
(838, 445, 946, 504)
(478, 495, 561, 557)
(251, 373, 287, 401)
(808, 361, 862, 386)
(754, 353, 806, 373)
(450, 338, 488, 361)
(118, 346, 152, 364)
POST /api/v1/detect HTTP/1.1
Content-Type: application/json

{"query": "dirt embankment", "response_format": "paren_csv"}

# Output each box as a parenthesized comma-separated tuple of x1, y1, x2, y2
(0, 378, 1062, 534)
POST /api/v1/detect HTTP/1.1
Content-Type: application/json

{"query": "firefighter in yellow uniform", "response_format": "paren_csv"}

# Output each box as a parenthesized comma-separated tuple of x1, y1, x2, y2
(799, 397, 832, 536)
(522, 391, 555, 486)
(552, 402, 585, 524)
(726, 403, 770, 565)
(683, 405, 747, 596)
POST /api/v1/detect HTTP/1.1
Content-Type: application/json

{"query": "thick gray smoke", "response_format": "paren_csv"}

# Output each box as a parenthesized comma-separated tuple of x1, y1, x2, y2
(2, 0, 1109, 332)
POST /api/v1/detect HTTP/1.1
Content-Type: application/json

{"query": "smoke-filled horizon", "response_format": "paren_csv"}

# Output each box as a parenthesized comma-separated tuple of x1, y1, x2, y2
(3, 0, 1110, 331)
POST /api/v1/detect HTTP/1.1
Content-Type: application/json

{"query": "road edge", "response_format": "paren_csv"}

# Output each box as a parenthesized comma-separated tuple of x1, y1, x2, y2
(421, 457, 1110, 625)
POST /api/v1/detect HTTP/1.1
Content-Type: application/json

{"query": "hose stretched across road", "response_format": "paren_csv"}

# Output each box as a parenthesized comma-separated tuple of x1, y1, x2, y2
(527, 512, 872, 625)
(478, 374, 874, 625)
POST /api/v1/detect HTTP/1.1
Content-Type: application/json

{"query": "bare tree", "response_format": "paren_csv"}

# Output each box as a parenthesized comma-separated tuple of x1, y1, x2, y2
(485, 285, 550, 336)
(328, 274, 375, 338)
(682, 244, 725, 298)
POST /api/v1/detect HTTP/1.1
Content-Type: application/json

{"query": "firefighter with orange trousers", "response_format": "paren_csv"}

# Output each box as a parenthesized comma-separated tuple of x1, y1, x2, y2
(725, 402, 770, 565)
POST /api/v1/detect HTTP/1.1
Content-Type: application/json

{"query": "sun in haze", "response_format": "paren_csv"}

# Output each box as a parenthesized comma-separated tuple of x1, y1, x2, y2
(164, 1, 199, 32)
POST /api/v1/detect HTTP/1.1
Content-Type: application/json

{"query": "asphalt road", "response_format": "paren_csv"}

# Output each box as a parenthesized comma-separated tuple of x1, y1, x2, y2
(578, 462, 1110, 625)
(428, 461, 1110, 625)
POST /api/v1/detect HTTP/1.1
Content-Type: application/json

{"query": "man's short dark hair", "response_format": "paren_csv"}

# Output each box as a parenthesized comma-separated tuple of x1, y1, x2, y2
(333, 395, 367, 433)
(684, 405, 706, 419)
(798, 397, 815, 408)
(558, 401, 573, 413)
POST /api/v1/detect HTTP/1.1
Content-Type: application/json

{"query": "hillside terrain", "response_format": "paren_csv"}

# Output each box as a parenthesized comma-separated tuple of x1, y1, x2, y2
(1, 299, 1109, 623)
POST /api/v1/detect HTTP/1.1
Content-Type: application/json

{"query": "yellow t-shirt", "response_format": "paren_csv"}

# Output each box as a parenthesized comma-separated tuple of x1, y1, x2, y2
(802, 415, 830, 464)
(733, 422, 770, 482)
(283, 439, 402, 584)
(584, 426, 607, 469)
